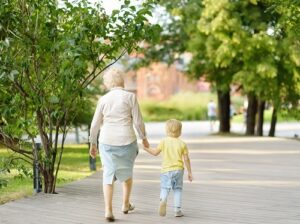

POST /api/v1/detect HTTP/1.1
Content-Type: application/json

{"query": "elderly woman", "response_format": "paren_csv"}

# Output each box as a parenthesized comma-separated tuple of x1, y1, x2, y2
(89, 69, 149, 222)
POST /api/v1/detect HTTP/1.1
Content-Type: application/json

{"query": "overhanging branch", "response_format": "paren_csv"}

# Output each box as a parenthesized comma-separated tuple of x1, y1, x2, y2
(0, 132, 33, 161)
(82, 48, 128, 89)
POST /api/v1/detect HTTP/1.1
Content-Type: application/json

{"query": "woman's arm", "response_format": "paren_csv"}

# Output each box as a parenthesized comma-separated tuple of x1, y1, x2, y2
(89, 99, 103, 157)
(131, 94, 150, 148)
(131, 94, 147, 140)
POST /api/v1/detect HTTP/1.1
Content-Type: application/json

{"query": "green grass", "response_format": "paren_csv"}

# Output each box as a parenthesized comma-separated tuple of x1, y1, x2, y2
(140, 91, 298, 122)
(232, 109, 299, 123)
(0, 145, 101, 204)
(140, 92, 217, 121)
(140, 91, 246, 122)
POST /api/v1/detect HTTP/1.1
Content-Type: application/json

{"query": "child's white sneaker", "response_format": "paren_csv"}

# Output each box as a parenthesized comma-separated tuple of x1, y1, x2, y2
(174, 210, 184, 217)
(159, 201, 167, 216)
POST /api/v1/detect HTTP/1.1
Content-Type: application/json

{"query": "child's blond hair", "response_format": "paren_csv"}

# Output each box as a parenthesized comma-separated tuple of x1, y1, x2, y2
(166, 119, 182, 138)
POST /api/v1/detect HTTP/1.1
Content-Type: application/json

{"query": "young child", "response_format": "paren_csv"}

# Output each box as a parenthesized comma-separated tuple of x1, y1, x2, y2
(143, 119, 193, 217)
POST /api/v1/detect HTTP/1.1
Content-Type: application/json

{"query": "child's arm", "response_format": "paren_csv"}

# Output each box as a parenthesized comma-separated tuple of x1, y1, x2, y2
(183, 154, 193, 182)
(143, 146, 161, 156)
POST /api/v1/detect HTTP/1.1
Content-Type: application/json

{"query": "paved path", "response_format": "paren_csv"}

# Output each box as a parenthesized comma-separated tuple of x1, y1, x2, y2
(1, 136, 300, 224)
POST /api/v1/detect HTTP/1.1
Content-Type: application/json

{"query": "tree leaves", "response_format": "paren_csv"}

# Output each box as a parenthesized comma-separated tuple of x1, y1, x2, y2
(250, 0, 258, 5)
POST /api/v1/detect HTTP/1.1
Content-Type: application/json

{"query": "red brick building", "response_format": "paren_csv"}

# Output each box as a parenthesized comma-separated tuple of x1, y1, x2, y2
(124, 62, 210, 100)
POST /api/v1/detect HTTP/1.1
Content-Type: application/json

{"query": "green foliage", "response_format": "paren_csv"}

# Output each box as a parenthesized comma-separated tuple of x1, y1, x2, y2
(0, 163, 8, 189)
(0, 179, 8, 189)
(265, 0, 300, 35)
(0, 155, 32, 189)
(134, 0, 199, 67)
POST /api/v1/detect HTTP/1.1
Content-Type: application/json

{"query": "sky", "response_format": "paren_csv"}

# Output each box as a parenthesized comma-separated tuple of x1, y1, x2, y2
(58, 0, 122, 13)
(89, 0, 138, 14)
(58, 0, 162, 23)
(98, 0, 121, 14)
(89, 0, 162, 24)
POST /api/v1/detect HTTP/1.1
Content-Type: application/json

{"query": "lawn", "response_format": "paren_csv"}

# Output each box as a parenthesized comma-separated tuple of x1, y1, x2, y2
(140, 92, 243, 122)
(232, 109, 299, 123)
(140, 92, 218, 121)
(140, 91, 297, 123)
(0, 144, 101, 204)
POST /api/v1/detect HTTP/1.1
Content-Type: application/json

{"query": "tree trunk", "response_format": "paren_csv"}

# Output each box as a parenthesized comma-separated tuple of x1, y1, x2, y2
(75, 126, 80, 144)
(217, 90, 230, 133)
(268, 108, 277, 137)
(87, 125, 96, 171)
(246, 94, 258, 135)
(256, 100, 265, 136)
(43, 168, 55, 193)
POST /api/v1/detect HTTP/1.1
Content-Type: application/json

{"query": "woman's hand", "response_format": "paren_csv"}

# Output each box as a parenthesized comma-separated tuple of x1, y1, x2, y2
(89, 144, 98, 159)
(142, 138, 149, 148)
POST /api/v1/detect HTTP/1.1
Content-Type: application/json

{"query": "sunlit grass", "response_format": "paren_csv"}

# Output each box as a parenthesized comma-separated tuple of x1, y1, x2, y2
(232, 109, 298, 123)
(0, 177, 33, 204)
(140, 92, 217, 121)
(0, 144, 101, 204)
(140, 91, 248, 122)
(140, 91, 297, 122)
(166, 92, 217, 108)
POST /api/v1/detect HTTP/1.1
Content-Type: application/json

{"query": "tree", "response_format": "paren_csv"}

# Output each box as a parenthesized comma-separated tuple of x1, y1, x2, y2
(187, 0, 252, 133)
(236, 0, 300, 136)
(137, 0, 269, 133)
(265, 0, 300, 136)
(0, 0, 159, 193)
(196, 0, 299, 136)
(234, 30, 278, 135)
(268, 31, 300, 136)
(135, 0, 233, 132)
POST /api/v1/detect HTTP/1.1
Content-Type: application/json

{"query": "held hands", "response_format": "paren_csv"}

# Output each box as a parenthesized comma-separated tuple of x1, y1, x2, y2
(142, 138, 149, 148)
(89, 144, 97, 159)
(142, 142, 153, 156)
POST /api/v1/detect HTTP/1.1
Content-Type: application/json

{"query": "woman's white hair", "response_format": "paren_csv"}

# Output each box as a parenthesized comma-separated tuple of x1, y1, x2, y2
(103, 68, 124, 89)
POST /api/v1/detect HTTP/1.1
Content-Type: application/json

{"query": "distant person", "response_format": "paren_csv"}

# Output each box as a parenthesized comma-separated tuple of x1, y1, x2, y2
(143, 119, 193, 218)
(230, 103, 236, 119)
(207, 100, 217, 131)
(89, 69, 149, 222)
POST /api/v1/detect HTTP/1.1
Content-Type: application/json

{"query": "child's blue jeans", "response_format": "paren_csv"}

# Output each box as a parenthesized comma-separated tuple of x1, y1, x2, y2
(160, 169, 183, 212)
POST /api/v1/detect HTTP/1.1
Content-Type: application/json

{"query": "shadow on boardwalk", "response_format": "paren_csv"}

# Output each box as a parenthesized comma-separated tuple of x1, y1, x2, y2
(1, 136, 300, 224)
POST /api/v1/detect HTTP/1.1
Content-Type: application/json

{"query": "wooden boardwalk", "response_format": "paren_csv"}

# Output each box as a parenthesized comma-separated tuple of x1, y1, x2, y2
(1, 136, 300, 224)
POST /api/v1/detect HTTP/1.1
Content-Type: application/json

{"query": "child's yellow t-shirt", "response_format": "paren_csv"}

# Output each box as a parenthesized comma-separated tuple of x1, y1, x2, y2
(157, 137, 188, 173)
